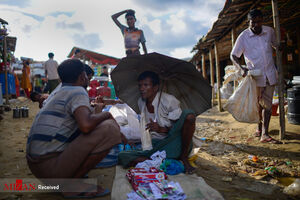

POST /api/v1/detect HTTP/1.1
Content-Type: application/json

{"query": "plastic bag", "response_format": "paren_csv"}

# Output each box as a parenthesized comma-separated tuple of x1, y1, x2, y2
(109, 104, 141, 140)
(223, 75, 259, 123)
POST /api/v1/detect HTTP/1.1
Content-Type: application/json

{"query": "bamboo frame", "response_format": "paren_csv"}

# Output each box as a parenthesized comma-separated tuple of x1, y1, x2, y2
(209, 49, 215, 107)
(272, 0, 285, 139)
(214, 41, 223, 112)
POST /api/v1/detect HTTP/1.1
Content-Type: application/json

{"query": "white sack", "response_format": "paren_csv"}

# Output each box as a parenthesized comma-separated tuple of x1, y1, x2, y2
(223, 75, 259, 123)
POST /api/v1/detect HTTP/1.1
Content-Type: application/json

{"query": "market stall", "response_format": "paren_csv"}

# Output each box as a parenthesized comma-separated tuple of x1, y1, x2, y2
(0, 18, 17, 104)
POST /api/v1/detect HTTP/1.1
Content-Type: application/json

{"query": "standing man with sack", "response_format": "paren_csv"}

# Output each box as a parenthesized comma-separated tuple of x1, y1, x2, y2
(230, 9, 282, 144)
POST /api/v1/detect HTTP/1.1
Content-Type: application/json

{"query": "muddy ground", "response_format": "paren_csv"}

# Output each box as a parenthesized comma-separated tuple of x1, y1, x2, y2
(0, 97, 299, 200)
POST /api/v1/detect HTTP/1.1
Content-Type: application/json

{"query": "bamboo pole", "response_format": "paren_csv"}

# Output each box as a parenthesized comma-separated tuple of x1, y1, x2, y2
(297, 27, 300, 67)
(3, 36, 9, 105)
(214, 41, 223, 112)
(231, 26, 238, 90)
(209, 49, 215, 107)
(202, 53, 207, 79)
(272, 0, 285, 139)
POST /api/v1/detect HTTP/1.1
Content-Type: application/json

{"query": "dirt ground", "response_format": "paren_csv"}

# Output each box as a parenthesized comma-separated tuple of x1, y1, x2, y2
(0, 97, 299, 200)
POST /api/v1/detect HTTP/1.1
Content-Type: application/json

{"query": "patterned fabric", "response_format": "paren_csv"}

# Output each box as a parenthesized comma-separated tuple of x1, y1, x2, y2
(26, 86, 91, 156)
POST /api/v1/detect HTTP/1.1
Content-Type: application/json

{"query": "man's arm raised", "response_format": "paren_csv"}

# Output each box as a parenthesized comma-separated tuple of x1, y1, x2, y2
(111, 10, 130, 29)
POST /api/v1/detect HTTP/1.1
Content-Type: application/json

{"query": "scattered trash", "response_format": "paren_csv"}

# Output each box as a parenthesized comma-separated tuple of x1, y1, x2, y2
(248, 155, 258, 162)
(286, 161, 292, 166)
(252, 170, 267, 176)
(283, 178, 300, 196)
(265, 166, 279, 176)
(221, 177, 232, 182)
(160, 159, 184, 175)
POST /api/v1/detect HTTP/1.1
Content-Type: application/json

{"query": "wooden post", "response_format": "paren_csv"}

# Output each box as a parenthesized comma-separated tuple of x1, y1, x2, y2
(231, 27, 238, 90)
(214, 41, 223, 112)
(297, 27, 300, 66)
(3, 36, 9, 105)
(202, 53, 207, 79)
(272, 0, 285, 139)
(209, 49, 215, 107)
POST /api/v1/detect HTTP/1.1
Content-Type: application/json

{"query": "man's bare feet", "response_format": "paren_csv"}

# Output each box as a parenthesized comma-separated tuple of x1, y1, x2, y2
(180, 157, 196, 174)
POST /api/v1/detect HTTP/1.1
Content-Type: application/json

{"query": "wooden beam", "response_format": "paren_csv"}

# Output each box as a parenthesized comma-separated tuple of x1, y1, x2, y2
(272, 0, 285, 139)
(3, 36, 9, 105)
(297, 26, 300, 67)
(209, 49, 215, 107)
(214, 41, 223, 112)
(202, 53, 207, 79)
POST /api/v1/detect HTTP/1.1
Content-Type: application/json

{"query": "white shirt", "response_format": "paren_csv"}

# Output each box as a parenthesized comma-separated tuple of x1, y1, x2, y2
(231, 25, 278, 87)
(44, 58, 59, 80)
(138, 92, 182, 140)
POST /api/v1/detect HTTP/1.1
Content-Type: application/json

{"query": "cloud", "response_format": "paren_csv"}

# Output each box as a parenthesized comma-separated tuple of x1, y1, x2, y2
(72, 33, 102, 50)
(22, 24, 32, 33)
(48, 11, 74, 17)
(0, 0, 224, 61)
(133, 0, 196, 11)
(0, 0, 31, 8)
(21, 12, 44, 21)
(56, 21, 85, 31)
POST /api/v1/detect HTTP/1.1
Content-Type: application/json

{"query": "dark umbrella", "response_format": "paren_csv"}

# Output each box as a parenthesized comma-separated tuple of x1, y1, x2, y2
(111, 52, 212, 116)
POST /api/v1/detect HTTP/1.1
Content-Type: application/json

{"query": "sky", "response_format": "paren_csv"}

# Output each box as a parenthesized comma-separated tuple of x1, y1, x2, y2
(0, 0, 224, 63)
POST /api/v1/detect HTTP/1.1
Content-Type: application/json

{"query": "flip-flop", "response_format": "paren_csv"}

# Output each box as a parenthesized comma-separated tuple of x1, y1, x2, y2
(260, 137, 282, 144)
(64, 188, 110, 199)
(254, 130, 261, 137)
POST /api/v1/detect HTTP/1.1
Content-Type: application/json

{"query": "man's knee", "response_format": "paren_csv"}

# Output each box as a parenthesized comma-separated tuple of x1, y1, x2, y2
(93, 119, 120, 137)
(185, 114, 196, 124)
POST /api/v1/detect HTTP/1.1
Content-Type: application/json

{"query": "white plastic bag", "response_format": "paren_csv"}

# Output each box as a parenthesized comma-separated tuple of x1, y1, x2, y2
(223, 75, 259, 123)
(109, 104, 141, 140)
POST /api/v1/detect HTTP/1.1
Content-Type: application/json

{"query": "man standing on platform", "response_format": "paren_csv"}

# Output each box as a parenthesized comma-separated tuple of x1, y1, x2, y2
(44, 52, 59, 94)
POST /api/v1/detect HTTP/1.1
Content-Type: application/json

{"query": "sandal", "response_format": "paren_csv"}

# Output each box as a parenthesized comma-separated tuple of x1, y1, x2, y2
(260, 137, 282, 144)
(254, 130, 261, 137)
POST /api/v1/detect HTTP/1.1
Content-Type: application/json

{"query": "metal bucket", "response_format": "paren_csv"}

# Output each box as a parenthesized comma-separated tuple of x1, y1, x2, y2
(13, 107, 21, 118)
(287, 85, 300, 125)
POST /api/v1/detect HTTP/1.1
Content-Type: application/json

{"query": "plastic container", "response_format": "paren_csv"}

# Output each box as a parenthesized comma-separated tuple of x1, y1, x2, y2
(287, 85, 300, 125)
(141, 129, 152, 151)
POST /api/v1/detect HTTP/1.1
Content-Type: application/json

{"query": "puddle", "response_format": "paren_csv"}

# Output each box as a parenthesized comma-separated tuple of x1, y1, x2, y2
(277, 177, 296, 186)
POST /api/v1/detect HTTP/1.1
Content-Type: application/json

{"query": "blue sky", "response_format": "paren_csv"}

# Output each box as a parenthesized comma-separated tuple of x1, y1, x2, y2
(0, 0, 224, 63)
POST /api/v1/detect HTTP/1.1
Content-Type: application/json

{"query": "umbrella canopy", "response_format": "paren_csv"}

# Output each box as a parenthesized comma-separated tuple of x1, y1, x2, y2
(111, 52, 212, 116)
